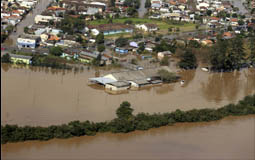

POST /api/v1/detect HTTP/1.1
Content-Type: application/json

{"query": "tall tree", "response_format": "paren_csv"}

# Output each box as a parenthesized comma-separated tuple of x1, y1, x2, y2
(178, 49, 197, 69)
(96, 33, 104, 44)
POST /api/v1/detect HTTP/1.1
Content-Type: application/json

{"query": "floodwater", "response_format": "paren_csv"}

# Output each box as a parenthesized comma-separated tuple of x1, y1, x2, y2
(1, 64, 255, 126)
(2, 115, 255, 160)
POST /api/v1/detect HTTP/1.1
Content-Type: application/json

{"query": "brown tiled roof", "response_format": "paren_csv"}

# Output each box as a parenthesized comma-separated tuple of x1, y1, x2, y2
(47, 6, 66, 11)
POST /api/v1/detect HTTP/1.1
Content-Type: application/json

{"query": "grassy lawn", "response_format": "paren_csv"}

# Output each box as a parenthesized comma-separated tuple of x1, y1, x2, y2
(88, 18, 196, 33)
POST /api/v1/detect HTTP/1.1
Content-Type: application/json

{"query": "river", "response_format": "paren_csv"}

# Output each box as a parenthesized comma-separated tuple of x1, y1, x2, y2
(2, 115, 255, 160)
(1, 64, 255, 126)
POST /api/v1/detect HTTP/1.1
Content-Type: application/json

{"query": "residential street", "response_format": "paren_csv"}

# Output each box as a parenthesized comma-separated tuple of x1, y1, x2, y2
(3, 0, 53, 47)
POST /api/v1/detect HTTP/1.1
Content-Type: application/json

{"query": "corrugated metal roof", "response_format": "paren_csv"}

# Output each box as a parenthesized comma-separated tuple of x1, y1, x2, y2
(89, 77, 117, 85)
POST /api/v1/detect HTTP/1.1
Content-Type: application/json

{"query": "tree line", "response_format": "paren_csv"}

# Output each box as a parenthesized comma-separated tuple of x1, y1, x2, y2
(2, 94, 255, 144)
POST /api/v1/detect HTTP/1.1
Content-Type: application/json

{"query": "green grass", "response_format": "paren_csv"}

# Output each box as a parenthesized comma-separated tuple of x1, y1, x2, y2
(88, 18, 196, 33)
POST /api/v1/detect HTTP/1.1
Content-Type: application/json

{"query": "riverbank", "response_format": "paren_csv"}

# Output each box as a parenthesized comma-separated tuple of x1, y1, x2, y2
(2, 115, 254, 160)
(1, 94, 254, 144)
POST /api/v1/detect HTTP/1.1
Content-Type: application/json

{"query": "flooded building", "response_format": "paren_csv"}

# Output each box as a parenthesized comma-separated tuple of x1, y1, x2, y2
(89, 67, 173, 93)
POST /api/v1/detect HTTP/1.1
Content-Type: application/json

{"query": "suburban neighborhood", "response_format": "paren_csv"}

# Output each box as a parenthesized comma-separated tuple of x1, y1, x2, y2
(1, 1, 255, 159)
(1, 0, 255, 94)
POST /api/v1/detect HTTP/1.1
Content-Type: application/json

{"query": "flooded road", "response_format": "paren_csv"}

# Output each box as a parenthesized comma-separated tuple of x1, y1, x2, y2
(2, 115, 255, 160)
(1, 64, 255, 126)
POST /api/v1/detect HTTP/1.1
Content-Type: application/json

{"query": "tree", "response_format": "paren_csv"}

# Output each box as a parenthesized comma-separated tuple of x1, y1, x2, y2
(131, 58, 138, 65)
(49, 20, 54, 26)
(178, 49, 197, 69)
(96, 33, 104, 44)
(157, 69, 179, 83)
(228, 35, 246, 69)
(168, 27, 173, 33)
(1, 53, 11, 63)
(76, 35, 83, 43)
(24, 27, 29, 33)
(153, 40, 177, 53)
(126, 7, 137, 16)
(92, 53, 102, 66)
(109, 0, 115, 7)
(206, 10, 212, 16)
(249, 36, 255, 64)
(59, 15, 85, 34)
(238, 20, 245, 25)
(188, 40, 201, 48)
(227, 25, 233, 31)
(137, 42, 145, 53)
(115, 37, 128, 47)
(195, 25, 199, 30)
(124, 20, 133, 24)
(49, 46, 63, 56)
(145, 0, 151, 8)
(116, 101, 133, 119)
(232, 13, 237, 18)
(160, 56, 169, 66)
(97, 44, 105, 53)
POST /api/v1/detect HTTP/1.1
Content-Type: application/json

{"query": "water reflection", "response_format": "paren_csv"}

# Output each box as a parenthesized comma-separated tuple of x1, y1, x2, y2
(178, 69, 196, 88)
(201, 69, 255, 104)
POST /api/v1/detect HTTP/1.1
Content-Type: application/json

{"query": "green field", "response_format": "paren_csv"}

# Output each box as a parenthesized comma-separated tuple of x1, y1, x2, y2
(88, 18, 196, 33)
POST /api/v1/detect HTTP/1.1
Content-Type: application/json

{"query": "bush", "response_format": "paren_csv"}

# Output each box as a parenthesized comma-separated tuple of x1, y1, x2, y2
(178, 49, 197, 69)
(1, 53, 11, 63)
(1, 94, 255, 144)
(157, 69, 179, 83)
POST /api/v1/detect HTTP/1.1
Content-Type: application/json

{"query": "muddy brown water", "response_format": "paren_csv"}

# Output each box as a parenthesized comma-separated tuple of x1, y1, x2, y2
(1, 115, 255, 160)
(1, 64, 255, 126)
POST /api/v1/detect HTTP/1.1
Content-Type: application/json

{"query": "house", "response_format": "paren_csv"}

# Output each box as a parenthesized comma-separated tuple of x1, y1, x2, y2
(201, 39, 213, 46)
(135, 24, 158, 32)
(157, 51, 172, 60)
(105, 81, 131, 93)
(47, 6, 66, 17)
(17, 34, 40, 48)
(34, 15, 61, 24)
(230, 18, 238, 26)
(89, 23, 133, 36)
(115, 47, 129, 54)
(60, 0, 106, 13)
(223, 32, 233, 39)
(9, 53, 32, 64)
(161, 13, 180, 19)
(79, 51, 111, 65)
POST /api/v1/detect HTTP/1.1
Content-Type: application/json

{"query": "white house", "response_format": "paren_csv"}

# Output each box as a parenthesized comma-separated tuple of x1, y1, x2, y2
(135, 24, 158, 32)
(157, 51, 172, 60)
(34, 15, 61, 24)
(17, 34, 40, 49)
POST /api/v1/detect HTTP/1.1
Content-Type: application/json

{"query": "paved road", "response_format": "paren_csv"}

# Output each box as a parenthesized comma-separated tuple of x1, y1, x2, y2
(4, 0, 53, 47)
(138, 0, 147, 18)
(232, 0, 249, 14)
